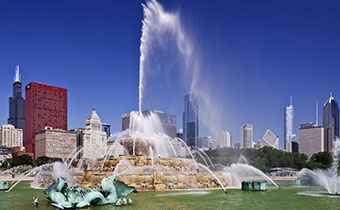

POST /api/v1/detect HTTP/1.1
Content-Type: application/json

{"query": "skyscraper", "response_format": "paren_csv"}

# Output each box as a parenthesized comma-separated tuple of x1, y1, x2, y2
(25, 82, 67, 156)
(240, 124, 253, 148)
(262, 129, 279, 149)
(286, 137, 299, 153)
(322, 93, 339, 152)
(218, 130, 231, 148)
(284, 96, 295, 150)
(183, 94, 199, 147)
(299, 123, 324, 158)
(8, 65, 25, 144)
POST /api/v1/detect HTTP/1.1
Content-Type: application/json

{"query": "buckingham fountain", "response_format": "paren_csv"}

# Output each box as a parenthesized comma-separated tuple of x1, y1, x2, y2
(30, 110, 231, 193)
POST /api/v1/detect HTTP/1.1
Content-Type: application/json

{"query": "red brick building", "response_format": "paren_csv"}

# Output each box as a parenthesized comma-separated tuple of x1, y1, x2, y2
(25, 82, 67, 156)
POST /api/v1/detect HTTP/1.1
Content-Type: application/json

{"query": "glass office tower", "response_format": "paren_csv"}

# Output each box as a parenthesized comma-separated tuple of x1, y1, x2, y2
(183, 94, 199, 147)
(323, 93, 339, 152)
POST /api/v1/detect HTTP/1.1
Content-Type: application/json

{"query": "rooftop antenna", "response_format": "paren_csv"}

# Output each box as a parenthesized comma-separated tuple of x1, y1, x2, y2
(290, 95, 293, 106)
(14, 65, 20, 82)
(316, 101, 318, 126)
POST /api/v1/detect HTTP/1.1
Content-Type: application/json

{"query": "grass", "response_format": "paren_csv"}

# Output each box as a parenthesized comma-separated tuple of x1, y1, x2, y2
(0, 181, 339, 210)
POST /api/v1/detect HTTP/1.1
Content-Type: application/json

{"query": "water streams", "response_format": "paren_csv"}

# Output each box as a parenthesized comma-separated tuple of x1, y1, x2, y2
(6, 163, 54, 192)
(297, 140, 340, 195)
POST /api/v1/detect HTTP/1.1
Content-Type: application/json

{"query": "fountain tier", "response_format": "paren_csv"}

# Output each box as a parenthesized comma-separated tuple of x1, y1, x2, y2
(35, 154, 231, 191)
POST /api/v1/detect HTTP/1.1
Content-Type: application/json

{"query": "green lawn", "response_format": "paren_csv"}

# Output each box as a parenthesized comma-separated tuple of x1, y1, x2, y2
(0, 181, 339, 210)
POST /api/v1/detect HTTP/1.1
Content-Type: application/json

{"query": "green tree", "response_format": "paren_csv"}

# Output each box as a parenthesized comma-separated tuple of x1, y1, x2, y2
(8, 154, 33, 167)
(35, 156, 62, 166)
(204, 146, 311, 172)
(307, 152, 332, 169)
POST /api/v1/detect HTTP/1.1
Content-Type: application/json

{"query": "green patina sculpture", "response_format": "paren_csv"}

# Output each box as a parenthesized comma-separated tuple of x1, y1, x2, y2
(241, 180, 267, 191)
(0, 181, 9, 190)
(44, 174, 137, 209)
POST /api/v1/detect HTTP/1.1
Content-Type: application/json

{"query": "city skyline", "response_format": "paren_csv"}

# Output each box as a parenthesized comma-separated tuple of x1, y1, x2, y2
(1, 1, 340, 149)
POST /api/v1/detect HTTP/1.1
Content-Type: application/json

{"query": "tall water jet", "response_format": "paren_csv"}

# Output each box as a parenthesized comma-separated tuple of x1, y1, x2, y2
(138, 0, 192, 112)
(297, 139, 340, 195)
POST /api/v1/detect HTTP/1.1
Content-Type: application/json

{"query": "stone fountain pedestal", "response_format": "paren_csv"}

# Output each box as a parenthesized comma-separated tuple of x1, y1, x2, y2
(81, 155, 231, 191)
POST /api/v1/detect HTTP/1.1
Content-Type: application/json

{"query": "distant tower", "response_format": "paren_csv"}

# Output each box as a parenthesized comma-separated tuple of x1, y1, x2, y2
(218, 130, 231, 148)
(322, 93, 339, 152)
(316, 101, 318, 126)
(82, 108, 107, 159)
(183, 94, 199, 147)
(284, 96, 295, 150)
(8, 65, 25, 145)
(240, 124, 253, 148)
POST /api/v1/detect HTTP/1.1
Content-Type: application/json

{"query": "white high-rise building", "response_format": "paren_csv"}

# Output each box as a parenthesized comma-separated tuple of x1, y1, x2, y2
(197, 136, 213, 149)
(262, 129, 279, 149)
(82, 108, 107, 159)
(218, 130, 231, 148)
(240, 124, 253, 148)
(284, 96, 295, 150)
(0, 124, 23, 149)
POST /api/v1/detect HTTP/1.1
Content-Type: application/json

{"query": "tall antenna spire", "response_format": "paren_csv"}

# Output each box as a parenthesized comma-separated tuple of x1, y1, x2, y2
(14, 65, 20, 82)
(290, 95, 293, 106)
(316, 101, 318, 126)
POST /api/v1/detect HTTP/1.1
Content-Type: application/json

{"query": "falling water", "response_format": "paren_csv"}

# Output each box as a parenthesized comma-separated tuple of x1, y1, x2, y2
(196, 163, 227, 192)
(297, 139, 340, 195)
(64, 146, 81, 166)
(223, 163, 279, 189)
(237, 154, 249, 165)
(6, 163, 54, 193)
(193, 150, 210, 168)
(133, 138, 136, 156)
(114, 159, 133, 175)
(149, 146, 155, 169)
(67, 148, 84, 169)
(198, 149, 215, 169)
(175, 138, 196, 163)
(117, 165, 155, 177)
(10, 167, 33, 184)
(138, 0, 191, 112)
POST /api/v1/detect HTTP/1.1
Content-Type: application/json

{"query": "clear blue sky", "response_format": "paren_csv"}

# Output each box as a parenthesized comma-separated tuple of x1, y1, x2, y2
(1, 0, 340, 149)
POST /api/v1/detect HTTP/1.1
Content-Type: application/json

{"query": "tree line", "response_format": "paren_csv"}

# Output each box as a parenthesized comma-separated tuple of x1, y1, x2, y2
(1, 154, 62, 170)
(203, 146, 333, 172)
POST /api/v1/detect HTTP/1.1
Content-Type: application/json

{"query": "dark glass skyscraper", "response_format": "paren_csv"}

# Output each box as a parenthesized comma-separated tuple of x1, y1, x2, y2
(322, 93, 339, 152)
(183, 94, 199, 147)
(8, 65, 25, 145)
(102, 123, 111, 138)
